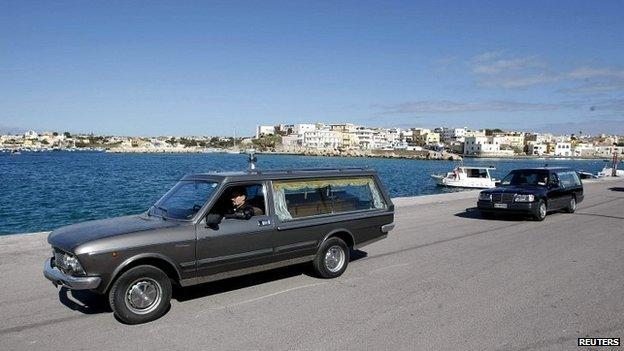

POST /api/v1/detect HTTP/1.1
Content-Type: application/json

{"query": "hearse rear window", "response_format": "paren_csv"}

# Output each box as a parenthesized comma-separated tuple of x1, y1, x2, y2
(272, 177, 386, 220)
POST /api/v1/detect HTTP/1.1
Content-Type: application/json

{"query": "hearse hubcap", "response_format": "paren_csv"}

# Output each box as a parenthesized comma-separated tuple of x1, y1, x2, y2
(539, 203, 547, 218)
(125, 278, 162, 314)
(570, 198, 576, 211)
(324, 245, 345, 273)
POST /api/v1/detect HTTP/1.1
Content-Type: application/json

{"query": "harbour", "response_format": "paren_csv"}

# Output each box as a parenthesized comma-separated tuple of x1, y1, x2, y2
(0, 151, 614, 235)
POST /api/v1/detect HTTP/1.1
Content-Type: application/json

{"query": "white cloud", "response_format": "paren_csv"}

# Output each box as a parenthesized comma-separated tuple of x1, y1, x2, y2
(375, 98, 624, 115)
(468, 52, 624, 91)
(376, 100, 560, 114)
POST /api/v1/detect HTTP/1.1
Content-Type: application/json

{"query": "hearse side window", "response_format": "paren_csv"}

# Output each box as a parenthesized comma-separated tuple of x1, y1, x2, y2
(272, 177, 386, 220)
(558, 171, 581, 188)
(208, 183, 266, 217)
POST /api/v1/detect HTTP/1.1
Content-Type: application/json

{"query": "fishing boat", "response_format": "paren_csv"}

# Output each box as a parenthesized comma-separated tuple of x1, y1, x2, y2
(431, 166, 497, 189)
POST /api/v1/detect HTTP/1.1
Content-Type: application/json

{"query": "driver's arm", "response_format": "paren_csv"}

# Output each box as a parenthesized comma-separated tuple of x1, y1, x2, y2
(222, 207, 254, 220)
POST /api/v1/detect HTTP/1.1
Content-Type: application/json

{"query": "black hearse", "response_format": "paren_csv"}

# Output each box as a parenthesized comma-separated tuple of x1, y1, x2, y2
(44, 167, 394, 324)
(477, 167, 583, 221)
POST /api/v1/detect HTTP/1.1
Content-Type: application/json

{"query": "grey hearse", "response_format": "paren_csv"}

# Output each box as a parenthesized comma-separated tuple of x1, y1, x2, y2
(44, 168, 394, 324)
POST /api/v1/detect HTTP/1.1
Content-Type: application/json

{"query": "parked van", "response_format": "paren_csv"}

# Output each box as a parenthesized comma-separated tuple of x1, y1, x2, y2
(44, 168, 395, 324)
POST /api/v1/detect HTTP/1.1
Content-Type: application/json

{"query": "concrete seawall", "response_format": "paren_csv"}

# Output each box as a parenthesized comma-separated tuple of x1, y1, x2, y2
(1, 177, 623, 350)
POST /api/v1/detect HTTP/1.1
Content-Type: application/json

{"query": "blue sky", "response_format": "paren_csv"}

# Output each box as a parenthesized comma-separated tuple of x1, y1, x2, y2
(1, 0, 623, 136)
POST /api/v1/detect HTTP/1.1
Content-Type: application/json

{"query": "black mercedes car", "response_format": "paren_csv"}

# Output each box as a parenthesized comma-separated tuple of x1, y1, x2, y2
(477, 167, 584, 221)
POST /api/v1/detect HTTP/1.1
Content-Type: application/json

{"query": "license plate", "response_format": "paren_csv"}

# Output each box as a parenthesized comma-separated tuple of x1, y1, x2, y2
(494, 203, 508, 209)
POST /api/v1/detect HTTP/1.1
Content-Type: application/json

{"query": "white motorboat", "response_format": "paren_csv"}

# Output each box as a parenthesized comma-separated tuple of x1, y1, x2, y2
(597, 166, 623, 177)
(431, 166, 497, 189)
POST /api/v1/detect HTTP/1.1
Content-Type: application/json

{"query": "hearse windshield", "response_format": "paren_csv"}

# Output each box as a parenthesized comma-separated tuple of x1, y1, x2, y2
(150, 180, 218, 220)
(500, 170, 550, 187)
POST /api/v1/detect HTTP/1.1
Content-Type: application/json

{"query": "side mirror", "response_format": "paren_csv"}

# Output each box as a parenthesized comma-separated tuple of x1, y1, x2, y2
(205, 213, 222, 228)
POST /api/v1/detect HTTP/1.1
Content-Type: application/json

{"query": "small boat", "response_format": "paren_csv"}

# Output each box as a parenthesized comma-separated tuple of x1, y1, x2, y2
(431, 166, 497, 189)
(597, 166, 624, 177)
(10, 149, 21, 155)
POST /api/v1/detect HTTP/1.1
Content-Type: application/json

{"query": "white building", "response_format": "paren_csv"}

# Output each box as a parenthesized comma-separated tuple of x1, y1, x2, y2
(256, 125, 276, 138)
(528, 142, 547, 156)
(24, 130, 38, 139)
(595, 146, 624, 157)
(554, 142, 572, 157)
(302, 130, 342, 149)
(330, 123, 357, 133)
(280, 134, 300, 148)
(293, 124, 317, 135)
(572, 143, 595, 157)
(463, 136, 514, 156)
(354, 127, 374, 149)
(436, 127, 467, 143)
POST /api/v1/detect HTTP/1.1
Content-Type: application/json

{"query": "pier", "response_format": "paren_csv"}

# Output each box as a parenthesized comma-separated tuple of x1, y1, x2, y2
(1, 178, 623, 350)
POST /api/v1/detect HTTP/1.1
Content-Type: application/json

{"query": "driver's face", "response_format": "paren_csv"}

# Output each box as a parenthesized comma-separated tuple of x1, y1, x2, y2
(231, 194, 246, 207)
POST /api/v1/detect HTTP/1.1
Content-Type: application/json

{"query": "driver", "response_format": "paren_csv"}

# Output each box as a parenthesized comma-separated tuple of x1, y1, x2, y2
(223, 187, 256, 220)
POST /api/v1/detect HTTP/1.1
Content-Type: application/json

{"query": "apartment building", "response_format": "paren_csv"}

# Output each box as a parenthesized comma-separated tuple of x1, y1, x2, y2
(435, 127, 467, 143)
(527, 141, 547, 156)
(463, 136, 513, 156)
(302, 130, 342, 149)
(411, 128, 440, 146)
(554, 142, 572, 157)
(256, 125, 276, 138)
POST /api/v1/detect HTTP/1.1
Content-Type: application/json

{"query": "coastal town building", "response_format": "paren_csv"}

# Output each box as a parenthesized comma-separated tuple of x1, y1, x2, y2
(595, 146, 624, 157)
(302, 130, 342, 149)
(3, 123, 623, 160)
(435, 127, 467, 143)
(554, 142, 572, 157)
(463, 136, 514, 157)
(527, 142, 548, 156)
(256, 125, 275, 138)
(410, 128, 441, 146)
(572, 143, 596, 157)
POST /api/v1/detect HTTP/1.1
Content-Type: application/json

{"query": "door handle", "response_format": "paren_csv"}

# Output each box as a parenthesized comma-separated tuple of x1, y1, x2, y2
(258, 219, 271, 227)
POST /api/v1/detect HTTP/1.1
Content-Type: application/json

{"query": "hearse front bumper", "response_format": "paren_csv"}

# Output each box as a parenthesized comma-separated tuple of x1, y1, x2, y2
(43, 258, 101, 290)
(477, 200, 538, 214)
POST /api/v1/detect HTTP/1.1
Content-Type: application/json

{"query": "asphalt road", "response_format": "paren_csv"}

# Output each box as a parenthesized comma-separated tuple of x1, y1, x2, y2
(1, 178, 623, 351)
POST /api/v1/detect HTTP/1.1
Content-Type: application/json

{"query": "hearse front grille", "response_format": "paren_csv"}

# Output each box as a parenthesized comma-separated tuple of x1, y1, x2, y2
(492, 193, 515, 203)
(53, 248, 70, 274)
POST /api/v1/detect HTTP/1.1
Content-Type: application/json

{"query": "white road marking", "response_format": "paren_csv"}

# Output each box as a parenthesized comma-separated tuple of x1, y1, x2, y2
(195, 281, 328, 317)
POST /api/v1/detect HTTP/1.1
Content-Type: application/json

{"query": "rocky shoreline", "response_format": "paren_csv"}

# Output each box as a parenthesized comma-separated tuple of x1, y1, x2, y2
(290, 149, 463, 160)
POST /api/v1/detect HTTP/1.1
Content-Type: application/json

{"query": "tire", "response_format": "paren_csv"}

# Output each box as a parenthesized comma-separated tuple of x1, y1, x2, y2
(313, 237, 350, 279)
(565, 196, 577, 213)
(108, 265, 172, 324)
(533, 200, 547, 221)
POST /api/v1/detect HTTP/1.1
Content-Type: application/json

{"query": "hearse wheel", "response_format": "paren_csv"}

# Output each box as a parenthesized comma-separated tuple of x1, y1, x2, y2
(565, 197, 577, 213)
(108, 265, 172, 324)
(313, 237, 350, 278)
(533, 200, 547, 221)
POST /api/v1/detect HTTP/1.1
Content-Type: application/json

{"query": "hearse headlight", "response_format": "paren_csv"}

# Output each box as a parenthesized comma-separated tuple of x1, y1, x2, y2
(65, 255, 86, 275)
(55, 251, 86, 276)
(479, 192, 492, 201)
(513, 194, 535, 202)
